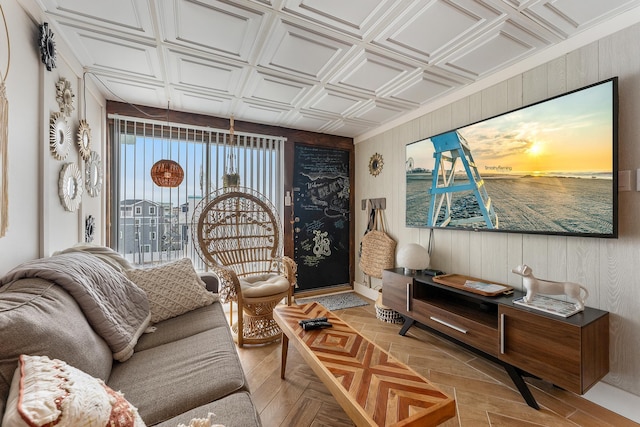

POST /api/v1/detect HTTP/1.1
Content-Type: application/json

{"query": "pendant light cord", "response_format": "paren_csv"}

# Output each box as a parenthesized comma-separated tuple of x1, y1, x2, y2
(0, 4, 10, 83)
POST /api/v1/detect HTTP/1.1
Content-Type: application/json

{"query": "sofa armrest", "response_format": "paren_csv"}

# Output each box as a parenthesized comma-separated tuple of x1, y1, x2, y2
(199, 272, 219, 293)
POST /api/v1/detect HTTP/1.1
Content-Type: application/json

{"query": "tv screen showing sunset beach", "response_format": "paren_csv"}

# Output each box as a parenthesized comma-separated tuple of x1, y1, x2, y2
(406, 78, 617, 237)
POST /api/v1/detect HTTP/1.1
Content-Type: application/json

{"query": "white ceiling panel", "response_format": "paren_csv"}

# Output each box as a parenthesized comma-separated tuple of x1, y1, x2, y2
(39, 0, 155, 38)
(441, 19, 550, 78)
(159, 0, 265, 61)
(244, 71, 315, 106)
(35, 0, 640, 138)
(374, 0, 501, 62)
(236, 100, 291, 124)
(56, 23, 162, 79)
(502, 0, 534, 8)
(353, 101, 404, 123)
(307, 89, 366, 116)
(94, 76, 166, 106)
(281, 0, 400, 38)
(523, 0, 640, 37)
(287, 111, 339, 131)
(330, 50, 417, 95)
(257, 20, 354, 80)
(166, 50, 246, 96)
(323, 119, 375, 136)
(388, 72, 459, 105)
(172, 89, 233, 117)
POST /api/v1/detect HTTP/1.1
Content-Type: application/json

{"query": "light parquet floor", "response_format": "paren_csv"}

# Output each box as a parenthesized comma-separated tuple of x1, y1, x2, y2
(233, 300, 639, 427)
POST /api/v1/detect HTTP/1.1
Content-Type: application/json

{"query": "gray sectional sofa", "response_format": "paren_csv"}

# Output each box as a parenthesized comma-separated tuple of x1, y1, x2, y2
(0, 247, 261, 426)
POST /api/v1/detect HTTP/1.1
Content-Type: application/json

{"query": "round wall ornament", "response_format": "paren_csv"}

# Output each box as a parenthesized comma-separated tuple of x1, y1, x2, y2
(55, 78, 75, 117)
(38, 22, 56, 71)
(58, 163, 83, 212)
(76, 120, 92, 160)
(49, 112, 71, 160)
(369, 152, 384, 177)
(85, 151, 102, 197)
(85, 215, 95, 243)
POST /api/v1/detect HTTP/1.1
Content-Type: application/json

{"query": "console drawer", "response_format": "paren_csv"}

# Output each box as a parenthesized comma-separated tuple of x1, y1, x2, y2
(499, 305, 609, 394)
(414, 299, 499, 357)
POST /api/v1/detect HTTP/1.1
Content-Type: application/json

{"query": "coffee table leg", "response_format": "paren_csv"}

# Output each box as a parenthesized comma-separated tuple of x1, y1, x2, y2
(280, 334, 289, 379)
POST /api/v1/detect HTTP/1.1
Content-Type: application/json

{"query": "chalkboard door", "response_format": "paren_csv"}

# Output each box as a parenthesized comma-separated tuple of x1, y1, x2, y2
(293, 145, 350, 292)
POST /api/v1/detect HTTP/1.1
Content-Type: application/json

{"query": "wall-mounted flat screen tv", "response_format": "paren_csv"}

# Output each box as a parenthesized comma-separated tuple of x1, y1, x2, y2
(406, 77, 618, 238)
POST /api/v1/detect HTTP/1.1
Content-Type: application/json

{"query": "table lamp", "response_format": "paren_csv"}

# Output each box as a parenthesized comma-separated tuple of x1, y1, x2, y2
(396, 243, 430, 275)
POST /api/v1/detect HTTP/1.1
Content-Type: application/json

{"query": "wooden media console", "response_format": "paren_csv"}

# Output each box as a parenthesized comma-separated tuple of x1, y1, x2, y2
(382, 268, 609, 409)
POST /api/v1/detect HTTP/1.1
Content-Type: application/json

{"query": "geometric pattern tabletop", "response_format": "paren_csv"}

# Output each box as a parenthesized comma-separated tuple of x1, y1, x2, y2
(274, 302, 456, 427)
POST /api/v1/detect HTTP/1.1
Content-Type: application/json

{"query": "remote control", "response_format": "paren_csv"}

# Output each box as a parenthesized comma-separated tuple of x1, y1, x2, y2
(423, 268, 445, 276)
(298, 317, 328, 326)
(302, 321, 332, 331)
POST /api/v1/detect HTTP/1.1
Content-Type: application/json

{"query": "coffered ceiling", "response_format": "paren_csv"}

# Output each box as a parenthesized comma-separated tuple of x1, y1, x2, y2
(34, 0, 640, 138)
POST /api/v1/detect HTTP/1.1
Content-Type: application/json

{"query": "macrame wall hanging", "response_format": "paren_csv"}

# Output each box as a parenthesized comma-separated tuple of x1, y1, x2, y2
(0, 4, 10, 238)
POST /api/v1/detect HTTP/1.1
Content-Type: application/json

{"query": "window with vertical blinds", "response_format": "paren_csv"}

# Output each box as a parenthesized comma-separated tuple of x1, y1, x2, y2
(109, 115, 285, 267)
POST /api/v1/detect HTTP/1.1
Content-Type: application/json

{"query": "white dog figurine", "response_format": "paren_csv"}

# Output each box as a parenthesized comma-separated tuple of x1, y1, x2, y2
(511, 264, 589, 310)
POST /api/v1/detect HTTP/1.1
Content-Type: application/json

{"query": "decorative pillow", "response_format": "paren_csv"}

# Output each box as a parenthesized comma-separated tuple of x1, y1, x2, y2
(126, 258, 217, 323)
(177, 413, 225, 427)
(2, 354, 145, 427)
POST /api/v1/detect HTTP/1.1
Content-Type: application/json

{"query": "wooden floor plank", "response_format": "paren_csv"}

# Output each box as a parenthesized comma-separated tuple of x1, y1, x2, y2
(232, 300, 639, 427)
(279, 396, 323, 427)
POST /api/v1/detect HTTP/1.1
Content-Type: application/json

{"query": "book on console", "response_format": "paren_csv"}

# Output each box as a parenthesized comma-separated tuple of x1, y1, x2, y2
(513, 295, 583, 318)
(463, 280, 509, 293)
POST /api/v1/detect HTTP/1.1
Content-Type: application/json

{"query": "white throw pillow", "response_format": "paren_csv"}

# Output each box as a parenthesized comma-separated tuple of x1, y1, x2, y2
(2, 354, 145, 427)
(126, 258, 217, 323)
(176, 413, 225, 427)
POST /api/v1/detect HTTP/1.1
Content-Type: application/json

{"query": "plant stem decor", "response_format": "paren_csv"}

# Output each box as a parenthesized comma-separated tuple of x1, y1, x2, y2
(223, 116, 239, 188)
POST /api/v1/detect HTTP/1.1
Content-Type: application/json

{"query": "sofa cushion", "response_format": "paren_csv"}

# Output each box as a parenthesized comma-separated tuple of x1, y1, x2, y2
(0, 278, 113, 419)
(135, 303, 228, 352)
(239, 273, 290, 298)
(108, 327, 248, 425)
(2, 354, 145, 427)
(126, 259, 217, 324)
(152, 391, 261, 427)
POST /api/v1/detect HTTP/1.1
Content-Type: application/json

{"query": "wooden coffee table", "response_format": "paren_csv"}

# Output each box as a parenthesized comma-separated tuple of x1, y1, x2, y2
(273, 302, 456, 427)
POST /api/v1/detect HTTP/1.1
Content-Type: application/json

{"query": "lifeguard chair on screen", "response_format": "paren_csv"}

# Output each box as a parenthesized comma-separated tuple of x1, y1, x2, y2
(427, 131, 498, 229)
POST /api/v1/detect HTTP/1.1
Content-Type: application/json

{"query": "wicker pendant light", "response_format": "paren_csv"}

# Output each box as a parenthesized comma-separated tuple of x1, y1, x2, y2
(151, 102, 184, 188)
(151, 159, 184, 187)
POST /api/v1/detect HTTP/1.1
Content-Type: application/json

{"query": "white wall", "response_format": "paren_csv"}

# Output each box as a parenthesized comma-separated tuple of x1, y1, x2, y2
(0, 0, 106, 274)
(0, 0, 40, 272)
(355, 22, 640, 407)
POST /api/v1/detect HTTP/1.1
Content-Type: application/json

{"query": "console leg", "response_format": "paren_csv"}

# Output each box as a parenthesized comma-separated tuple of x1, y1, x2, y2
(399, 317, 415, 336)
(504, 364, 539, 409)
(280, 334, 289, 379)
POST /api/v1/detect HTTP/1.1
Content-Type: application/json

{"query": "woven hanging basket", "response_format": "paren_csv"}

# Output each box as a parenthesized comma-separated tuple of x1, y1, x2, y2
(359, 210, 396, 279)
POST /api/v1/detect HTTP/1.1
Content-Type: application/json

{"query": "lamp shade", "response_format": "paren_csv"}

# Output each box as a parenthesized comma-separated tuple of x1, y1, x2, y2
(396, 243, 430, 273)
(150, 159, 184, 187)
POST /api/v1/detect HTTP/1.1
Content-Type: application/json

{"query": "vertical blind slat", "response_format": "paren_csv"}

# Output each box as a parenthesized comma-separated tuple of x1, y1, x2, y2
(111, 115, 285, 268)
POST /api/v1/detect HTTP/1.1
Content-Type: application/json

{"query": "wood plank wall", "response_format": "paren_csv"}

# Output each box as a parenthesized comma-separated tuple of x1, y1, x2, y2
(355, 24, 640, 397)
